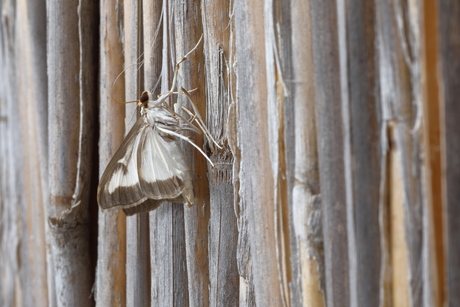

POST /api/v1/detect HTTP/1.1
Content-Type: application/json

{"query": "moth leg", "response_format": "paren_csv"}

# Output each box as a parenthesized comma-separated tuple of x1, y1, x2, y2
(157, 127, 214, 167)
(168, 35, 204, 104)
(142, 36, 203, 112)
(170, 88, 198, 95)
(179, 87, 222, 150)
(152, 36, 203, 110)
(182, 107, 197, 123)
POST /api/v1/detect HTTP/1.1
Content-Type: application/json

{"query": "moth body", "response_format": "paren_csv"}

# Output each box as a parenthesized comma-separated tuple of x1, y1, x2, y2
(97, 35, 218, 215)
(97, 91, 196, 216)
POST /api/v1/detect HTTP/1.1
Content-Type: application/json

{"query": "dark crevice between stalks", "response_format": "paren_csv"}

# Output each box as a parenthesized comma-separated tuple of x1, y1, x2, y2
(88, 2, 101, 297)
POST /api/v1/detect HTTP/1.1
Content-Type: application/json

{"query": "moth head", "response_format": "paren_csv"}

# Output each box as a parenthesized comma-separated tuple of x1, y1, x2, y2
(138, 91, 151, 108)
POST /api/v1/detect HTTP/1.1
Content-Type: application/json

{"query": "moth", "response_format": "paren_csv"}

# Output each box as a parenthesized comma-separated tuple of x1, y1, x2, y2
(97, 37, 218, 215)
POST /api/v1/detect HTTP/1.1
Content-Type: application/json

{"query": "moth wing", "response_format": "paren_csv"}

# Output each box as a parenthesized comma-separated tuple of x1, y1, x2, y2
(97, 116, 194, 214)
(137, 127, 194, 204)
(122, 198, 162, 216)
(97, 117, 148, 210)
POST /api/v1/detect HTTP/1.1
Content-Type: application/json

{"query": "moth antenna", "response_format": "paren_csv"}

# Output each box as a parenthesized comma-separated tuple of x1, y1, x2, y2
(110, 17, 165, 105)
(141, 5, 163, 80)
(149, 72, 162, 94)
(110, 61, 144, 104)
(157, 127, 214, 167)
